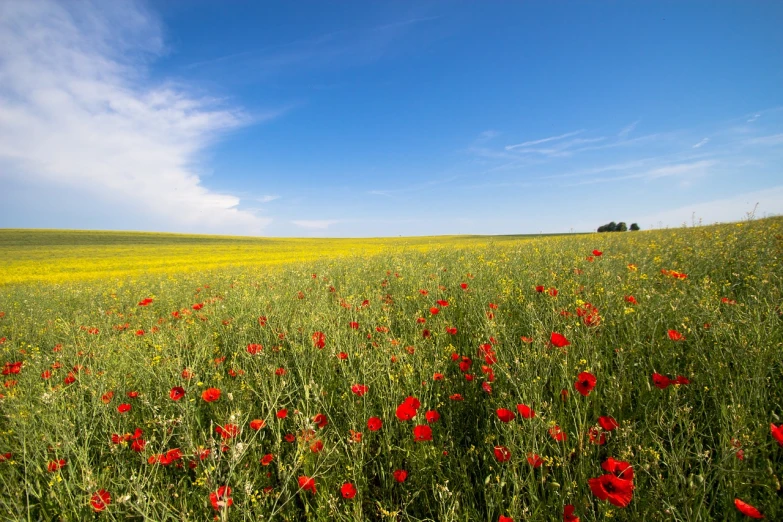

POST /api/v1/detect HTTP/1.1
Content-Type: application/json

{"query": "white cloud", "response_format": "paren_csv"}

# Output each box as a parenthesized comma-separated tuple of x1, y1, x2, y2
(744, 133, 783, 146)
(692, 138, 710, 148)
(0, 0, 274, 235)
(505, 130, 583, 150)
(636, 186, 783, 228)
(567, 160, 716, 186)
(292, 220, 340, 229)
(257, 195, 280, 203)
(747, 113, 761, 123)
(618, 120, 639, 139)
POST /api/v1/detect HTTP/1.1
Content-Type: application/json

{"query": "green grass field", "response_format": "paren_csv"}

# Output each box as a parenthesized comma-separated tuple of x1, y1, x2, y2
(0, 219, 781, 521)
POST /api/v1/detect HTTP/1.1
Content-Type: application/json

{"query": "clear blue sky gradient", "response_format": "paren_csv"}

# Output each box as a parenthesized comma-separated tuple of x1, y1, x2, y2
(1, 1, 781, 236)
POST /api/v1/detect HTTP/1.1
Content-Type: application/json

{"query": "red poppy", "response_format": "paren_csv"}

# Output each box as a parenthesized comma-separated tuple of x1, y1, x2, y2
(201, 387, 221, 402)
(90, 490, 111, 512)
(516, 404, 535, 419)
(169, 386, 185, 400)
(47, 459, 66, 472)
(734, 498, 764, 519)
(396, 403, 417, 421)
(425, 410, 440, 424)
(527, 453, 543, 468)
(130, 439, 146, 452)
(563, 504, 580, 522)
(588, 427, 607, 445)
(445, 326, 457, 335)
(41, 370, 51, 379)
(574, 372, 597, 396)
(192, 303, 204, 310)
(496, 408, 515, 423)
(433, 372, 445, 381)
(413, 425, 433, 442)
(138, 297, 153, 306)
(550, 332, 570, 348)
(449, 393, 464, 401)
(310, 440, 324, 453)
(215, 424, 239, 440)
(667, 329, 684, 341)
(548, 287, 558, 297)
(499, 516, 513, 522)
(349, 321, 359, 329)
(592, 250, 603, 256)
(351, 384, 369, 397)
(673, 375, 690, 385)
(260, 453, 274, 466)
(535, 285, 545, 293)
(126, 391, 139, 399)
(117, 403, 131, 413)
(341, 482, 357, 499)
(771, 423, 783, 446)
(367, 417, 382, 431)
(588, 474, 634, 507)
(598, 416, 619, 431)
(209, 486, 233, 510)
(652, 373, 670, 389)
(494, 445, 511, 463)
(393, 469, 408, 483)
(313, 413, 328, 429)
(549, 425, 567, 442)
(246, 343, 263, 355)
(181, 368, 194, 379)
(721, 297, 737, 305)
(298, 476, 317, 494)
(624, 295, 637, 305)
(337, 352, 348, 360)
(602, 458, 634, 480)
(250, 419, 266, 430)
(311, 331, 325, 349)
(101, 391, 114, 404)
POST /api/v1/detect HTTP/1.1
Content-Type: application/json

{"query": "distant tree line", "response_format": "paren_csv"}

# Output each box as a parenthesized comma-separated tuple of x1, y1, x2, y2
(597, 221, 640, 232)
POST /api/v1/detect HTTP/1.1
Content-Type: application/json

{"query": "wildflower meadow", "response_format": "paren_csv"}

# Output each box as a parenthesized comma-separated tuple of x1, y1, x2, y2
(0, 218, 781, 521)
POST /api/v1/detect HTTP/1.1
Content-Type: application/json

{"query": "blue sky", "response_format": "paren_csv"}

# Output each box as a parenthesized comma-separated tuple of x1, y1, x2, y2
(1, 0, 782, 237)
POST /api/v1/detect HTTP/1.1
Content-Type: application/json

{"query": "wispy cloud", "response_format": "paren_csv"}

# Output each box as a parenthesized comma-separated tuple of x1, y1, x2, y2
(618, 120, 639, 139)
(743, 133, 783, 146)
(0, 0, 280, 235)
(505, 130, 583, 150)
(292, 219, 340, 229)
(566, 160, 716, 186)
(182, 16, 441, 76)
(257, 195, 281, 203)
(747, 113, 761, 123)
(692, 138, 710, 148)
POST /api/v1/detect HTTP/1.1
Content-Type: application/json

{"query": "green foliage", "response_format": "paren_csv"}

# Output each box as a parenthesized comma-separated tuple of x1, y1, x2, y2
(0, 218, 781, 521)
(630, 223, 640, 231)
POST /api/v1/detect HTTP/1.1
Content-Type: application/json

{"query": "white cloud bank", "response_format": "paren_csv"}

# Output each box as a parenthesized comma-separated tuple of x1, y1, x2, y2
(637, 186, 783, 228)
(0, 0, 271, 235)
(292, 220, 340, 229)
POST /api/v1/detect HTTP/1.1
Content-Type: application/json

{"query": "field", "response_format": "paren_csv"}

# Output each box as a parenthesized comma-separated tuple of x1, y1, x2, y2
(0, 219, 782, 521)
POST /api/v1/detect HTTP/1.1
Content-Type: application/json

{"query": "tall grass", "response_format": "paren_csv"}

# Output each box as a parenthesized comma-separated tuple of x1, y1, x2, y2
(0, 219, 781, 520)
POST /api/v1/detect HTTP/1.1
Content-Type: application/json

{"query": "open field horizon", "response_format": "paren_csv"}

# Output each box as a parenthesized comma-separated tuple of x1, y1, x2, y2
(0, 228, 583, 286)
